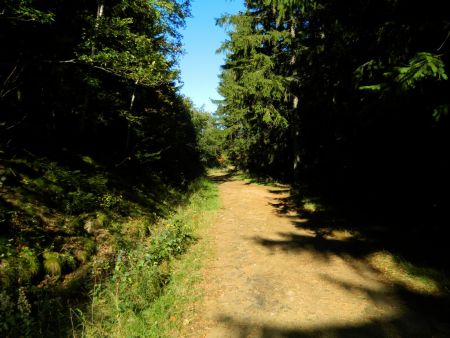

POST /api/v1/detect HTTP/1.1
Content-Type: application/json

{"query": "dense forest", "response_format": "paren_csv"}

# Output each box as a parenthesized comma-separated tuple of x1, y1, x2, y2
(218, 0, 449, 265)
(1, 0, 200, 180)
(0, 0, 223, 335)
(1, 0, 450, 336)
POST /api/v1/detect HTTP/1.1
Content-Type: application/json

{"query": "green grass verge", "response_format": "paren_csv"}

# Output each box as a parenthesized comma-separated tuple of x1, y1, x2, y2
(80, 178, 218, 337)
(369, 251, 450, 295)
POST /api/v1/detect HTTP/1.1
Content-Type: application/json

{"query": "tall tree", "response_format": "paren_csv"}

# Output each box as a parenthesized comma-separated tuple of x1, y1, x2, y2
(218, 0, 449, 215)
(1, 0, 201, 182)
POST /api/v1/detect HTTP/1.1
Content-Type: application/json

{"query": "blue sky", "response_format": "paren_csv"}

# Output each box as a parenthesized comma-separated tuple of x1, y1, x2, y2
(178, 0, 244, 113)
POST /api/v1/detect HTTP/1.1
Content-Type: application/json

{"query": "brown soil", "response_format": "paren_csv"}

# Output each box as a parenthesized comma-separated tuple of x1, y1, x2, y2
(185, 175, 449, 337)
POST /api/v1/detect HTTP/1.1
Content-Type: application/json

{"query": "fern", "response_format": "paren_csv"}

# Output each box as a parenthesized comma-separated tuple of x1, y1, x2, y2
(357, 52, 448, 92)
(393, 52, 448, 89)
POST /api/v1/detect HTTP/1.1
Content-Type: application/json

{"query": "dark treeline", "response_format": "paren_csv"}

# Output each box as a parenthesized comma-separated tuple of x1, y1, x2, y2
(0, 0, 216, 335)
(1, 0, 201, 184)
(218, 0, 450, 263)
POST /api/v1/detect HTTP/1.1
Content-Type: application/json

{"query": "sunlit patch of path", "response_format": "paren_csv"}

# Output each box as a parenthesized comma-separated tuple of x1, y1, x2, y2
(185, 175, 448, 337)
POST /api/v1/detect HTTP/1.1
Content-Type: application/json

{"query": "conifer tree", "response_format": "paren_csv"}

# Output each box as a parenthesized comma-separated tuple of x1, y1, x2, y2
(218, 0, 449, 215)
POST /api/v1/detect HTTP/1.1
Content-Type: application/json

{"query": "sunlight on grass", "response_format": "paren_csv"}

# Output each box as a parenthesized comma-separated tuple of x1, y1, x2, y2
(81, 178, 219, 337)
(303, 202, 318, 213)
(368, 251, 449, 295)
(207, 167, 229, 177)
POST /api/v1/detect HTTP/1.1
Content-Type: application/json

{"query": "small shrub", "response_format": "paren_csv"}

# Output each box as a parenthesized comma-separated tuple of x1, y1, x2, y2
(0, 288, 33, 337)
(0, 259, 13, 287)
(62, 216, 84, 233)
(16, 287, 32, 336)
(0, 291, 16, 335)
(99, 192, 123, 211)
(74, 249, 88, 264)
(83, 238, 96, 255)
(43, 252, 62, 277)
(16, 247, 40, 283)
(0, 247, 40, 287)
(66, 190, 97, 214)
(61, 253, 77, 272)
(147, 221, 194, 265)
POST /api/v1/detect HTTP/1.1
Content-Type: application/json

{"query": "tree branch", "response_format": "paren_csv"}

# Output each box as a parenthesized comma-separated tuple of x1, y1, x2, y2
(437, 30, 450, 51)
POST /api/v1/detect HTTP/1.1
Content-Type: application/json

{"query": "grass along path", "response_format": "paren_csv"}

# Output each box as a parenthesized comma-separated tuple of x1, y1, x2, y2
(185, 173, 450, 337)
(80, 178, 219, 337)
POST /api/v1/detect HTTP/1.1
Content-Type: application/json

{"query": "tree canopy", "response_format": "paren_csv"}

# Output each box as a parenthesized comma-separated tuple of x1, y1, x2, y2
(0, 1, 211, 335)
(1, 0, 201, 184)
(218, 0, 449, 214)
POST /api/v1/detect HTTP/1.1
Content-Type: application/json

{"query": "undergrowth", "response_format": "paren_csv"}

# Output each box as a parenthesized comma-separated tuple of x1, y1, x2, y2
(0, 152, 213, 337)
(79, 178, 218, 337)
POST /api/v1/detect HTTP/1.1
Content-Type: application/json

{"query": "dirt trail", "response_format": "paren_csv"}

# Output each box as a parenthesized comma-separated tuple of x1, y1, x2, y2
(186, 175, 448, 337)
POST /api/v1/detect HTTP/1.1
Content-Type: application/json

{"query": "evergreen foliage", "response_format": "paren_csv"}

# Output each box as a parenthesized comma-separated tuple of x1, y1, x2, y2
(1, 0, 199, 184)
(189, 101, 225, 167)
(218, 0, 449, 207)
(217, 0, 450, 267)
(0, 1, 208, 335)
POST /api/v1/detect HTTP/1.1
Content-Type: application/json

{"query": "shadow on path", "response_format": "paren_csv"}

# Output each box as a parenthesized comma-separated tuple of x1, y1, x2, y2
(216, 314, 449, 338)
(194, 177, 450, 337)
(246, 187, 450, 337)
(208, 172, 234, 184)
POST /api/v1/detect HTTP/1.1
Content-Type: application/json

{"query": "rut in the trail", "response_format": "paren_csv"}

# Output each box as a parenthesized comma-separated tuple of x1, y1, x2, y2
(186, 175, 449, 338)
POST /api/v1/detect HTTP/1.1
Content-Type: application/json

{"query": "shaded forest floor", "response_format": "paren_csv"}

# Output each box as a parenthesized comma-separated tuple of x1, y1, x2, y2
(0, 153, 207, 336)
(185, 172, 450, 337)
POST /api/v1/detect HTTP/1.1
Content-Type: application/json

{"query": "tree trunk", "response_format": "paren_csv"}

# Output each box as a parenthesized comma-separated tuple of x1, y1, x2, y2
(91, 1, 104, 56)
(290, 18, 301, 183)
(126, 80, 139, 152)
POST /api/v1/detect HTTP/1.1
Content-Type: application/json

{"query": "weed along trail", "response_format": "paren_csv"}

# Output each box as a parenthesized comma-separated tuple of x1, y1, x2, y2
(185, 173, 449, 337)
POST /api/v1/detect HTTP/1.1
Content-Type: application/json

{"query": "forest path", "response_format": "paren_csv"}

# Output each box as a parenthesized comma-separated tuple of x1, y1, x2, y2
(185, 173, 447, 337)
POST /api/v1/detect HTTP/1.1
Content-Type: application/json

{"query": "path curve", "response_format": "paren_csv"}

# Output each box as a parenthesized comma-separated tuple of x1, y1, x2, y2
(186, 175, 448, 337)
